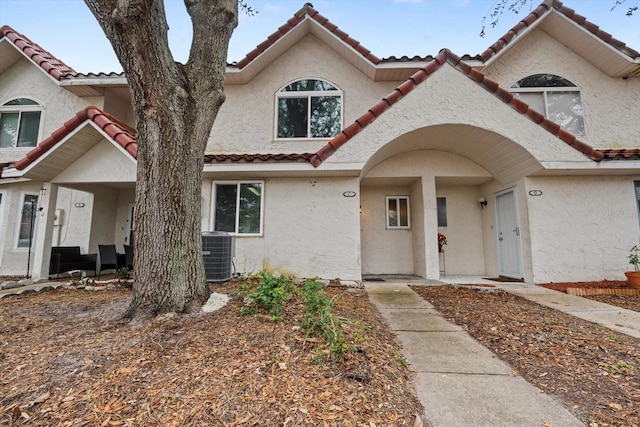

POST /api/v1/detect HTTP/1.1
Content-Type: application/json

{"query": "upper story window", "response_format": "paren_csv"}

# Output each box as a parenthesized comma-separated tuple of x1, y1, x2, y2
(511, 74, 584, 135)
(0, 98, 42, 148)
(276, 79, 342, 139)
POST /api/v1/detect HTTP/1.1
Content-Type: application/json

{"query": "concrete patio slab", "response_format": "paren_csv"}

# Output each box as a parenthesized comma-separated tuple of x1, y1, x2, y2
(396, 329, 511, 375)
(376, 308, 462, 332)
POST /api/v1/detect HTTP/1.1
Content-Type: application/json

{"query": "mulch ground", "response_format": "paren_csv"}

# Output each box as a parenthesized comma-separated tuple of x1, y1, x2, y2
(412, 284, 640, 427)
(0, 283, 423, 426)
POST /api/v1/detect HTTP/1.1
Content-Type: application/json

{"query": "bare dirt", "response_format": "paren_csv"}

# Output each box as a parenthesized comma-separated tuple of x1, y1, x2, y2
(412, 283, 640, 427)
(0, 283, 424, 426)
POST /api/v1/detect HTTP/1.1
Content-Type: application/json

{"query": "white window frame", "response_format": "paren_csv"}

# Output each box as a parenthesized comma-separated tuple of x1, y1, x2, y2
(386, 196, 410, 229)
(274, 78, 343, 140)
(211, 181, 265, 236)
(0, 97, 44, 149)
(15, 192, 39, 250)
(510, 75, 585, 136)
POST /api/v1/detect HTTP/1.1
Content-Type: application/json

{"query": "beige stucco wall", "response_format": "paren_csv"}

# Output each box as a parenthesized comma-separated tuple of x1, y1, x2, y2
(53, 139, 137, 184)
(0, 58, 103, 164)
(484, 29, 640, 148)
(203, 176, 361, 280)
(435, 184, 485, 276)
(360, 184, 414, 274)
(327, 64, 592, 167)
(211, 34, 398, 155)
(51, 187, 94, 250)
(363, 150, 491, 277)
(525, 175, 640, 283)
(0, 182, 42, 275)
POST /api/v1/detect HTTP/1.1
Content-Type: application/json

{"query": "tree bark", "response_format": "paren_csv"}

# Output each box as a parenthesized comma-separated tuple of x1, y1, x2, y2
(84, 0, 238, 321)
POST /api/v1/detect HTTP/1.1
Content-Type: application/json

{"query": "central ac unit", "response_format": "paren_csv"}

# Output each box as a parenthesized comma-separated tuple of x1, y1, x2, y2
(202, 231, 235, 282)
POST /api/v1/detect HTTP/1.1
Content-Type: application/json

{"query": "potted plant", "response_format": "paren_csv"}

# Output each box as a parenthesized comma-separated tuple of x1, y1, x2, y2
(438, 233, 447, 253)
(625, 245, 640, 288)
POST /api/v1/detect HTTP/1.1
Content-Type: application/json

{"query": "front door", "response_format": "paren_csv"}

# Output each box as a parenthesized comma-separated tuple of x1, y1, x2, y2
(495, 189, 523, 279)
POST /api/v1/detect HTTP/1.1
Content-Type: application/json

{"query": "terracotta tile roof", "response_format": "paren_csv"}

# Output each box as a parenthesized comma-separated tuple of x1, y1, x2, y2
(480, 0, 640, 63)
(204, 153, 314, 164)
(13, 107, 136, 171)
(5, 107, 314, 175)
(597, 149, 640, 160)
(0, 25, 77, 80)
(310, 49, 604, 167)
(234, 3, 380, 69)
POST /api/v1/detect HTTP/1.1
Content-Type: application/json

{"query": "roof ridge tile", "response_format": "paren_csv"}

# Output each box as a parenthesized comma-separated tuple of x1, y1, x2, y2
(311, 48, 604, 167)
(234, 2, 380, 70)
(479, 0, 639, 64)
(0, 25, 77, 80)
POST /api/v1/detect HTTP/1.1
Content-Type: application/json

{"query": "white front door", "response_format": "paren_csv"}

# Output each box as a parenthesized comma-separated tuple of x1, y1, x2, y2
(495, 189, 523, 279)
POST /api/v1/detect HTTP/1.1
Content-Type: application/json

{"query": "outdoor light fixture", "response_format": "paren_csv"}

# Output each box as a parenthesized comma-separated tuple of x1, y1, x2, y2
(479, 197, 487, 209)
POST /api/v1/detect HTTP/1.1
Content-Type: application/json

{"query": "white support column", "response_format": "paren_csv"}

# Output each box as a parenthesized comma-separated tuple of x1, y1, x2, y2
(31, 183, 59, 280)
(422, 176, 440, 280)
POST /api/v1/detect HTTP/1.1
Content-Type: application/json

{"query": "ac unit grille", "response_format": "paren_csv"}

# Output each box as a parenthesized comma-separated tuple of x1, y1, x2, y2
(202, 232, 234, 282)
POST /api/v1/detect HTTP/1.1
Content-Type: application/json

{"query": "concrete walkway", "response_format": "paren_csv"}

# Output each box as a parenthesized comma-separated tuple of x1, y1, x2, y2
(366, 281, 585, 427)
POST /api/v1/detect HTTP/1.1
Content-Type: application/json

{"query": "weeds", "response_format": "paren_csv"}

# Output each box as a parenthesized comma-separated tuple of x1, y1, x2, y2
(239, 272, 296, 320)
(300, 279, 361, 358)
(237, 273, 363, 360)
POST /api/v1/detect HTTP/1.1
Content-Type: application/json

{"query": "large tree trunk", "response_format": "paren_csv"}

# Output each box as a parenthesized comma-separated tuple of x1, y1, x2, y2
(84, 0, 238, 321)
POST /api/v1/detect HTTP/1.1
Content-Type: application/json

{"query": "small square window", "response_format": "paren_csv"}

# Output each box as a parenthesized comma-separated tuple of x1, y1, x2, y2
(386, 196, 410, 229)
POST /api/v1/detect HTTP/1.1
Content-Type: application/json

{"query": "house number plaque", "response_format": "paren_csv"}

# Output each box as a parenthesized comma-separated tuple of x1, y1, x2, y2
(343, 191, 356, 197)
(528, 190, 543, 196)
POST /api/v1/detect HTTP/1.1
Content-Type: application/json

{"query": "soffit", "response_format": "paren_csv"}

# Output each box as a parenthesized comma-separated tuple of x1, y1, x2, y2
(362, 124, 543, 185)
(21, 124, 106, 181)
(538, 11, 640, 78)
(0, 40, 23, 74)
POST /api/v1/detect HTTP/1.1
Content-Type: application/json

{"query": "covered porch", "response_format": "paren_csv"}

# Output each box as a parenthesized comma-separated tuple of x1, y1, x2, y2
(359, 124, 541, 281)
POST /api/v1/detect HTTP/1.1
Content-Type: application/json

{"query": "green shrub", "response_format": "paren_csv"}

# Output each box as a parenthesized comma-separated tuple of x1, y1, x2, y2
(300, 279, 357, 359)
(239, 271, 296, 320)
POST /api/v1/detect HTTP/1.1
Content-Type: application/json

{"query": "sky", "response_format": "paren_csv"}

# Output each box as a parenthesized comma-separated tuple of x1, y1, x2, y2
(0, 0, 638, 74)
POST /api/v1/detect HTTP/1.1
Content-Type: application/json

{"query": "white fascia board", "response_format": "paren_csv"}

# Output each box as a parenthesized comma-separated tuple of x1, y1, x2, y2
(540, 160, 640, 171)
(202, 161, 364, 175)
(59, 76, 128, 86)
(0, 170, 27, 180)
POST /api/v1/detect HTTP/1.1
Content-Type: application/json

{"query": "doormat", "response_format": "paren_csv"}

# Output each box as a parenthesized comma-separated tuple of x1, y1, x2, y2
(362, 277, 385, 282)
(483, 276, 524, 283)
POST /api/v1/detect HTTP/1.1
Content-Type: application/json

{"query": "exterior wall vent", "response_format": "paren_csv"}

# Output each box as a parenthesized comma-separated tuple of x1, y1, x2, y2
(201, 231, 234, 282)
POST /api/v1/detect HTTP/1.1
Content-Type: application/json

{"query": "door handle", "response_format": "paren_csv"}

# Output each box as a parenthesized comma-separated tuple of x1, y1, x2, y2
(513, 227, 520, 236)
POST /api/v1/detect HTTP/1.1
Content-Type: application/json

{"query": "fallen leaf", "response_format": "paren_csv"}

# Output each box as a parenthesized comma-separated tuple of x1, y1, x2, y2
(608, 402, 623, 410)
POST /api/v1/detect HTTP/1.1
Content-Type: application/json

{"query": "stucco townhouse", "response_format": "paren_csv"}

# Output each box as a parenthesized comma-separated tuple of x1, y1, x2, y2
(0, 0, 639, 284)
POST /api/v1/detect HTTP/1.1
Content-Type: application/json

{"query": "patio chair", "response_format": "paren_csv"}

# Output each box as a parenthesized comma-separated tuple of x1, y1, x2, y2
(98, 244, 119, 279)
(124, 244, 134, 271)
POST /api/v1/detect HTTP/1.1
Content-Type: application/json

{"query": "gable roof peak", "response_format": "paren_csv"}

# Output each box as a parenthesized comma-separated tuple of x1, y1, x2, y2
(0, 24, 77, 80)
(480, 0, 640, 68)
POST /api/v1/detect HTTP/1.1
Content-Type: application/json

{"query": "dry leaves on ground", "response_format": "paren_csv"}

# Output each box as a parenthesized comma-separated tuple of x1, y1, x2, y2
(0, 283, 423, 426)
(411, 285, 640, 427)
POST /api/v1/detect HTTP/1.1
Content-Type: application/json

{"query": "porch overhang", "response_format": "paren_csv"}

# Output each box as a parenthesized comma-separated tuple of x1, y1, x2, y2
(361, 124, 544, 185)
